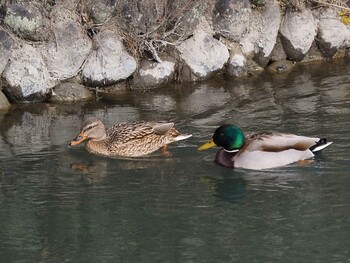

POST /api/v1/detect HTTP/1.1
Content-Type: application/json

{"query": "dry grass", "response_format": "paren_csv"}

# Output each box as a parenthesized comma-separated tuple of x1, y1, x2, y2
(309, 0, 350, 10)
(110, 0, 206, 62)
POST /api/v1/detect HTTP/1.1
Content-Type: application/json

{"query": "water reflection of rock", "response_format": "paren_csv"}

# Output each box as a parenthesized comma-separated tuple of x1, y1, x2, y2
(0, 103, 82, 155)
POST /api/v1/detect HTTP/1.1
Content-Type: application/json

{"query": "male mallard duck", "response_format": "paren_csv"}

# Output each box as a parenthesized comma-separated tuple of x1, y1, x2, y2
(198, 124, 332, 170)
(69, 117, 192, 157)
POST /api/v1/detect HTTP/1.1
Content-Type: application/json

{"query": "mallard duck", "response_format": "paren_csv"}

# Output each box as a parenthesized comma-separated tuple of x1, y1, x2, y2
(198, 124, 332, 170)
(69, 117, 192, 157)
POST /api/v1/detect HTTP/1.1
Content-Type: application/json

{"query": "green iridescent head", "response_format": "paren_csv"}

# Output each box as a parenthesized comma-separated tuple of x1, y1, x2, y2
(213, 125, 245, 151)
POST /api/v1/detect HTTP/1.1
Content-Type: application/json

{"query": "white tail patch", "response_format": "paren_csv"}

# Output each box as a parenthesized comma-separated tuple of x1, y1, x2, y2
(312, 141, 333, 152)
(174, 134, 192, 141)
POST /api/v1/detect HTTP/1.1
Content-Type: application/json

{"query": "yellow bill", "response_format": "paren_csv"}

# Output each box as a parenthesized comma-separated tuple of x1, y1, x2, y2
(198, 139, 217, 151)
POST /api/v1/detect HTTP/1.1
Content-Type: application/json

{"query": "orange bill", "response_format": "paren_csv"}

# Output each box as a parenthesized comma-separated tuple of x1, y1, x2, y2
(69, 133, 87, 146)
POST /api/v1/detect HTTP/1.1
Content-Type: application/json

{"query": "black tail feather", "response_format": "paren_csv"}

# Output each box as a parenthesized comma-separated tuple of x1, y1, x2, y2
(309, 138, 330, 152)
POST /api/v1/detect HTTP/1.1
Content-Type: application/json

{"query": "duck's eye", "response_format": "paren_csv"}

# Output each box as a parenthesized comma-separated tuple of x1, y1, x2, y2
(85, 125, 94, 131)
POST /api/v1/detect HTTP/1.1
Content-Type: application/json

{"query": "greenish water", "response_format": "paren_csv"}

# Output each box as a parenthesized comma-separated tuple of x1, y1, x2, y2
(1, 59, 350, 262)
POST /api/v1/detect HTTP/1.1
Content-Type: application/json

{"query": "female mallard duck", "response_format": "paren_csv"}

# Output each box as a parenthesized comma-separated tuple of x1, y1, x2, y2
(69, 117, 192, 157)
(198, 124, 332, 170)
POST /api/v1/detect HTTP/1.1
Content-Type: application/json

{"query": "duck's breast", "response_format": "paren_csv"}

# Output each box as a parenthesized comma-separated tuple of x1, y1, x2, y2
(86, 140, 109, 156)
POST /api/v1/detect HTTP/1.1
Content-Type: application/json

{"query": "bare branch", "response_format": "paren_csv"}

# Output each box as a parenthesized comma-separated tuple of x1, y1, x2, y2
(310, 0, 350, 10)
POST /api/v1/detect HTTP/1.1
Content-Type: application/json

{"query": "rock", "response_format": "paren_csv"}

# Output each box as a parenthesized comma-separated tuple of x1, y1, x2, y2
(227, 54, 247, 78)
(227, 47, 248, 77)
(177, 32, 229, 81)
(315, 9, 350, 58)
(252, 1, 281, 67)
(270, 34, 287, 62)
(84, 0, 117, 24)
(82, 30, 137, 86)
(303, 40, 324, 61)
(133, 59, 176, 88)
(246, 59, 264, 76)
(227, 49, 264, 78)
(280, 8, 317, 61)
(43, 7, 92, 80)
(4, 1, 50, 41)
(2, 44, 54, 102)
(213, 0, 251, 42)
(239, 0, 281, 66)
(267, 60, 294, 74)
(0, 29, 15, 74)
(0, 91, 11, 111)
(47, 82, 94, 102)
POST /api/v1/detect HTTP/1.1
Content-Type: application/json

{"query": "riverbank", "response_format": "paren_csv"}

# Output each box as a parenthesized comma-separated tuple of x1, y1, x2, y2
(0, 0, 350, 109)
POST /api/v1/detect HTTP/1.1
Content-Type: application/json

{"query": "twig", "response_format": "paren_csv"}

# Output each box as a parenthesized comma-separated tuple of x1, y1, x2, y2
(144, 41, 163, 62)
(310, 0, 350, 10)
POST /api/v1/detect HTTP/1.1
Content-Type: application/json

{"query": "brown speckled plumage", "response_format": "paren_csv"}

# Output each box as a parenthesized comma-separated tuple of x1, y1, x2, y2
(69, 117, 191, 157)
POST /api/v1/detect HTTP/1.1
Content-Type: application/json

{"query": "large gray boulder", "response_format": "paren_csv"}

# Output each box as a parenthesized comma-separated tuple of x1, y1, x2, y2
(240, 0, 281, 66)
(82, 30, 137, 86)
(2, 44, 54, 102)
(315, 9, 350, 58)
(252, 1, 281, 66)
(279, 9, 317, 61)
(43, 7, 92, 80)
(0, 29, 15, 74)
(177, 32, 229, 81)
(3, 1, 50, 41)
(133, 59, 176, 88)
(213, 0, 251, 42)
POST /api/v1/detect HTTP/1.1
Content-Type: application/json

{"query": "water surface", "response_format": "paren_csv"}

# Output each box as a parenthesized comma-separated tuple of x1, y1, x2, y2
(1, 59, 350, 262)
